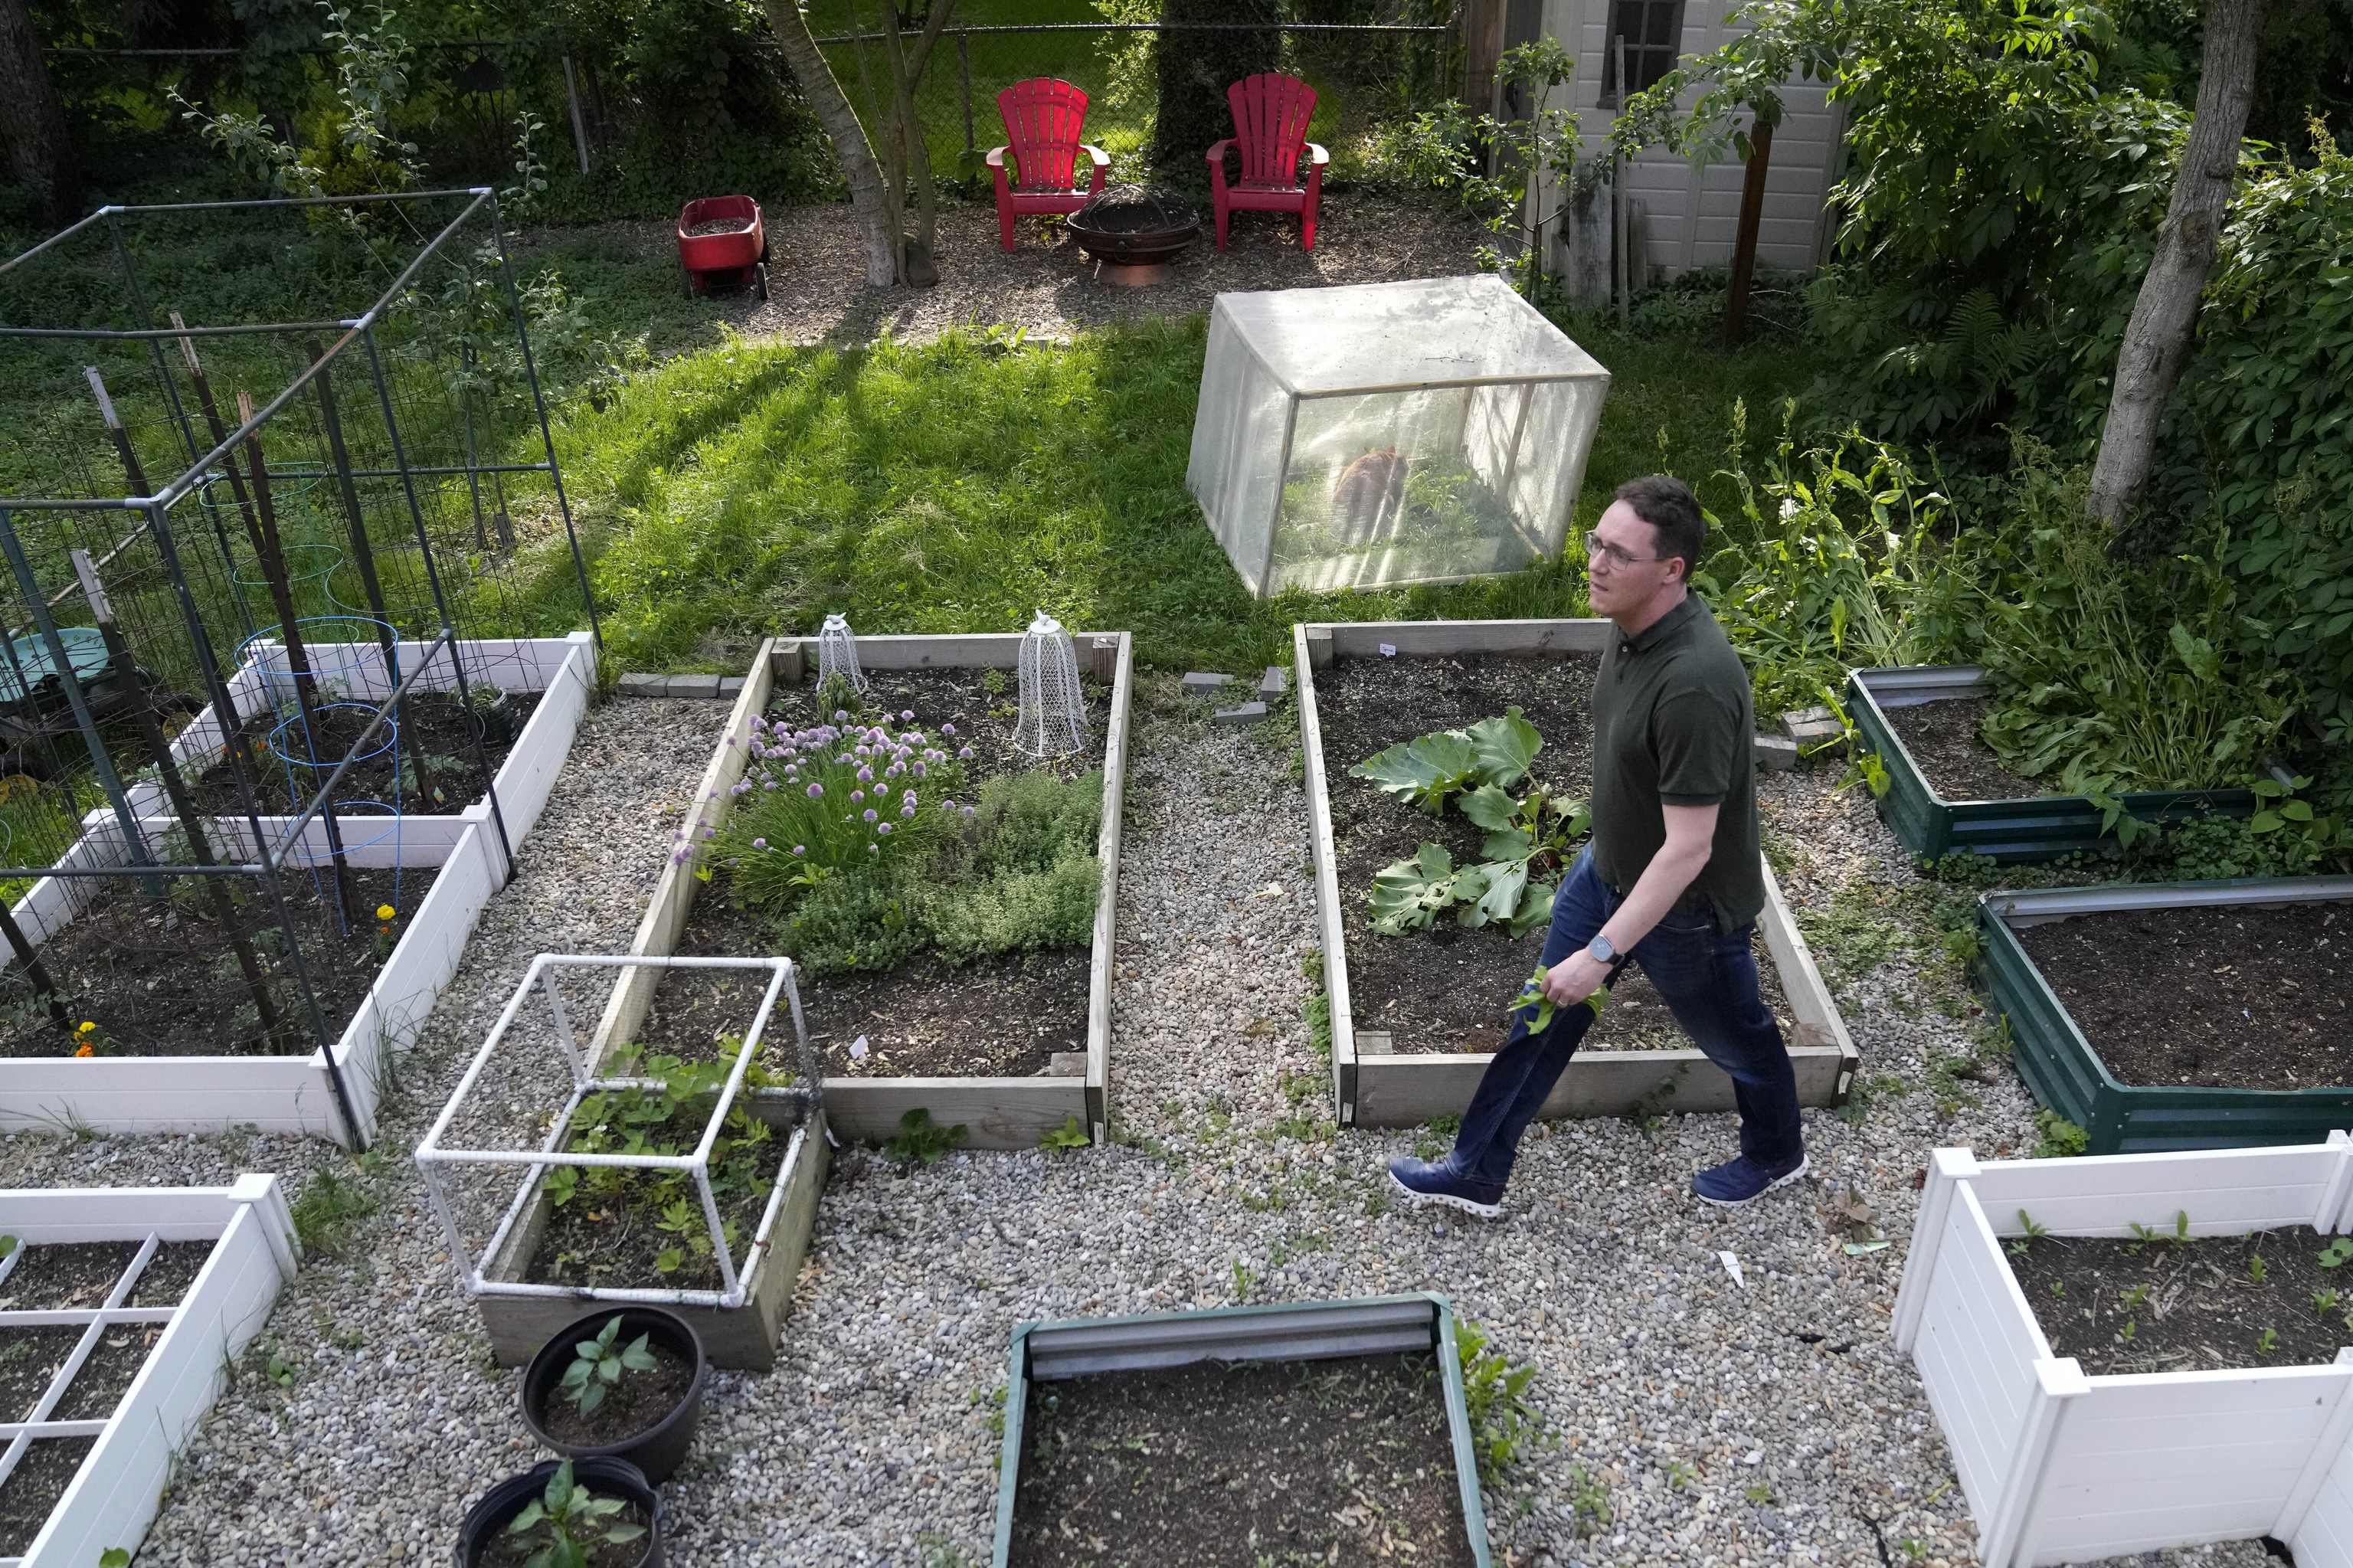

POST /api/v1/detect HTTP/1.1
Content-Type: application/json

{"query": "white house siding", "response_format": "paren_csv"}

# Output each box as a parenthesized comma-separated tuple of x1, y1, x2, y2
(1534, 0, 1844, 299)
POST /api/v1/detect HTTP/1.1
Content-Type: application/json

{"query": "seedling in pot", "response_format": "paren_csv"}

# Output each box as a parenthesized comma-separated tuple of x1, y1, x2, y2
(561, 1315, 658, 1417)
(506, 1457, 646, 1568)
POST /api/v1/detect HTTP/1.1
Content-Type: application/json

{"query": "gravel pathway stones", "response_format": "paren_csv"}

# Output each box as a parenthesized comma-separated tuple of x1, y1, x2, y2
(0, 680, 2280, 1567)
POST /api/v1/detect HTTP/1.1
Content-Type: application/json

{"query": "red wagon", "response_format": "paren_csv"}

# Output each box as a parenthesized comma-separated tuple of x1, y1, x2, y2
(676, 195, 770, 300)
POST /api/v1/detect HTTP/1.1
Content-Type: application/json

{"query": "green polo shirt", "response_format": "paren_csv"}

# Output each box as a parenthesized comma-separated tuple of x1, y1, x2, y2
(1589, 592, 1764, 930)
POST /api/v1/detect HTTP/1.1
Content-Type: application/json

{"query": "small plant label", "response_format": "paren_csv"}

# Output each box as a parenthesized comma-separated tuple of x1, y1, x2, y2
(1717, 1250, 1746, 1288)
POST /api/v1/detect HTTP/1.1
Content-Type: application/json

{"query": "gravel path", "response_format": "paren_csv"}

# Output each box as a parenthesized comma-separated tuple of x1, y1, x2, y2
(515, 191, 1490, 346)
(0, 679, 2283, 1568)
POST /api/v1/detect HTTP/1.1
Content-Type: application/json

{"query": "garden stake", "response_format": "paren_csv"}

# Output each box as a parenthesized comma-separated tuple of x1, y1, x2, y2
(235, 392, 357, 921)
(127, 491, 362, 1147)
(168, 313, 266, 635)
(0, 901, 72, 1030)
(71, 548, 289, 1049)
(0, 506, 159, 896)
(303, 339, 437, 811)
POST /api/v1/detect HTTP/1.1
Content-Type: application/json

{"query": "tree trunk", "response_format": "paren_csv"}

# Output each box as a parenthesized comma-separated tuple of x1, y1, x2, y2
(0, 0, 80, 229)
(2086, 0, 2266, 527)
(875, 0, 957, 287)
(1152, 0, 1281, 172)
(764, 0, 897, 286)
(1722, 114, 1775, 349)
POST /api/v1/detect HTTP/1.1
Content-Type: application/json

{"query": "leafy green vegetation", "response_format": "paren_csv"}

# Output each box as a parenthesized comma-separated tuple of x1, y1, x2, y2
(1456, 1317, 1540, 1478)
(558, 1315, 659, 1417)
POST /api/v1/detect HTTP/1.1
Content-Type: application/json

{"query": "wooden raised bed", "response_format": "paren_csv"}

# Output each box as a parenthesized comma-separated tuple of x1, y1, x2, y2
(1847, 665, 2257, 863)
(592, 631, 1133, 1150)
(1896, 1138, 2353, 1566)
(1981, 876, 2353, 1154)
(992, 1294, 1492, 1568)
(0, 1175, 299, 1568)
(0, 633, 595, 1147)
(1297, 617, 1857, 1128)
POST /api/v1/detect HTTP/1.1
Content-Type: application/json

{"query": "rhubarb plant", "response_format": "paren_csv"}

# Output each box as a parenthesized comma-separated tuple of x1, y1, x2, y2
(1367, 783, 1591, 937)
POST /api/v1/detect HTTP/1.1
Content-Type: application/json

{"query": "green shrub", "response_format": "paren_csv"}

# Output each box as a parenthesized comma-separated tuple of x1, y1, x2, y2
(931, 855, 1102, 964)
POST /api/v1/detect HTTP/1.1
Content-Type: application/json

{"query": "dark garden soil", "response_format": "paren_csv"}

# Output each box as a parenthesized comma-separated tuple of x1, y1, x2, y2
(1312, 653, 1792, 1055)
(0, 1240, 211, 1311)
(477, 1493, 652, 1568)
(652, 665, 1108, 1082)
(188, 689, 538, 817)
(656, 893, 1085, 1080)
(2016, 902, 2353, 1089)
(0, 1327, 81, 1420)
(0, 1438, 93, 1555)
(50, 1321, 165, 1421)
(1881, 697, 2044, 803)
(0, 864, 434, 1059)
(1008, 1353, 1477, 1568)
(2010, 1226, 2351, 1374)
(529, 1334, 695, 1447)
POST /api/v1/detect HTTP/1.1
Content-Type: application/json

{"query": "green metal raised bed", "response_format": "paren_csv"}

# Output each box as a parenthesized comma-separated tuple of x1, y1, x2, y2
(1847, 666, 2256, 863)
(1981, 876, 2353, 1154)
(992, 1293, 1491, 1567)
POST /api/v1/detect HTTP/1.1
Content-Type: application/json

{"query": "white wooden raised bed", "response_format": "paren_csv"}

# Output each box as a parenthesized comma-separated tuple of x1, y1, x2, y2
(0, 1174, 299, 1568)
(0, 633, 595, 1147)
(1294, 617, 1857, 1128)
(591, 631, 1132, 1151)
(1895, 1136, 2353, 1566)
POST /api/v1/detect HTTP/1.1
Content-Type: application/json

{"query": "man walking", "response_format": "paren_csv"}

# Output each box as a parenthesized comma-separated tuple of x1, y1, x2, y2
(1386, 475, 1807, 1215)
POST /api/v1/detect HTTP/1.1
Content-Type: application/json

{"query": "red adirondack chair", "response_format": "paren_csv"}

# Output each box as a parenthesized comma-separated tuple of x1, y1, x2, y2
(1207, 74, 1328, 250)
(988, 78, 1110, 251)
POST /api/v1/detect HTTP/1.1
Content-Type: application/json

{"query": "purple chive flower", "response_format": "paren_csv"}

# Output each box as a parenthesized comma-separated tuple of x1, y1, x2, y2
(959, 746, 975, 759)
(942, 723, 957, 735)
(834, 709, 849, 722)
(856, 765, 873, 782)
(793, 844, 806, 854)
(904, 793, 918, 809)
(807, 783, 823, 798)
(850, 789, 864, 803)
(868, 843, 879, 854)
(901, 709, 914, 721)
(752, 837, 767, 849)
(901, 803, 915, 818)
(962, 805, 975, 818)
(701, 826, 715, 840)
(877, 822, 892, 834)
(764, 781, 777, 790)
(863, 808, 878, 823)
(874, 782, 890, 798)
(912, 762, 926, 778)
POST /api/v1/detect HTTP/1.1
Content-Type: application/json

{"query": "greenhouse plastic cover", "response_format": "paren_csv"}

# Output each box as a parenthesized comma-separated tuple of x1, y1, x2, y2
(1188, 275, 1609, 597)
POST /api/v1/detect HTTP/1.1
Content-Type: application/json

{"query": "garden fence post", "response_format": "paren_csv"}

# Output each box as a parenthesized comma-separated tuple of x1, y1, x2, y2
(1892, 1146, 1977, 1352)
(2274, 1348, 2353, 1543)
(1982, 1357, 2088, 1568)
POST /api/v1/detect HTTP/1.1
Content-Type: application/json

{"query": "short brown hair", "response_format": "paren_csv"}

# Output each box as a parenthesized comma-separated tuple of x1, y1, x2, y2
(1614, 476, 1706, 579)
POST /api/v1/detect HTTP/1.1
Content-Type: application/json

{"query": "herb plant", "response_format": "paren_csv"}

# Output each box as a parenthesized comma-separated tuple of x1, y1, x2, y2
(504, 1458, 647, 1568)
(561, 1315, 658, 1417)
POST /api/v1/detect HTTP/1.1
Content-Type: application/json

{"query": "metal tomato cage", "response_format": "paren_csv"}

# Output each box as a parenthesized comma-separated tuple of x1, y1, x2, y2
(0, 189, 600, 1148)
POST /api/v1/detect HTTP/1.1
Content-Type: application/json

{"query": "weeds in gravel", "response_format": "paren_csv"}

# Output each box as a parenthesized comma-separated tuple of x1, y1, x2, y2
(290, 1162, 380, 1255)
(883, 1108, 967, 1164)
(1565, 1464, 1613, 1537)
(1041, 1115, 1090, 1154)
(2031, 1108, 2089, 1158)
(1412, 1114, 1461, 1160)
(1229, 1257, 1257, 1302)
(1456, 1318, 1540, 1479)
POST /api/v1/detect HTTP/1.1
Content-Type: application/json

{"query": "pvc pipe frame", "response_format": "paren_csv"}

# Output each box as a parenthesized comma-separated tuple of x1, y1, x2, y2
(414, 954, 817, 1311)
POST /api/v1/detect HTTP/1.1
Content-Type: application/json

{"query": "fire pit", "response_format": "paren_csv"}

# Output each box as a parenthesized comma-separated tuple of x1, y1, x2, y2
(1065, 184, 1199, 286)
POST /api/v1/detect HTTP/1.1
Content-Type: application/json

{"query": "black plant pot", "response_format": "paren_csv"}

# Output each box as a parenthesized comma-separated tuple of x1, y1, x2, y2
(454, 1457, 666, 1568)
(519, 1306, 708, 1485)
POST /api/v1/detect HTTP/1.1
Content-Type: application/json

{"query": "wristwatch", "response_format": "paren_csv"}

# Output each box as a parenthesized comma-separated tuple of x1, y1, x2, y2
(1586, 934, 1619, 964)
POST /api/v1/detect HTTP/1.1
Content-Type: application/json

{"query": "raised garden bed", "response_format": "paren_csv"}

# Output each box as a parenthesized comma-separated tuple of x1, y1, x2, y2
(1894, 1137, 2353, 1566)
(1982, 876, 2353, 1154)
(417, 954, 829, 1371)
(993, 1294, 1490, 1567)
(1847, 665, 2258, 863)
(0, 633, 594, 1147)
(1296, 618, 1856, 1128)
(0, 1176, 299, 1568)
(592, 633, 1132, 1151)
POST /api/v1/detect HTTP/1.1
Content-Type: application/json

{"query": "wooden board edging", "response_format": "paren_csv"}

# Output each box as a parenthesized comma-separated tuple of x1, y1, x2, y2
(1294, 617, 1858, 1130)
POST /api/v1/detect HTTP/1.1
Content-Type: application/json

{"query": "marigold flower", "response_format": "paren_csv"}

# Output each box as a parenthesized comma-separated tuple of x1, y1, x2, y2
(77, 1020, 95, 1034)
(74, 1043, 93, 1057)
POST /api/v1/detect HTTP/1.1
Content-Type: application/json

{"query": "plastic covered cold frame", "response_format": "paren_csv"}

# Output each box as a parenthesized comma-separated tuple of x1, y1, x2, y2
(1187, 276, 1609, 597)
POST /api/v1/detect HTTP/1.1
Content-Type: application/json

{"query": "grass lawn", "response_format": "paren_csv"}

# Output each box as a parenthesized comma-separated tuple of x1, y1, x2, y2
(558, 311, 1811, 674)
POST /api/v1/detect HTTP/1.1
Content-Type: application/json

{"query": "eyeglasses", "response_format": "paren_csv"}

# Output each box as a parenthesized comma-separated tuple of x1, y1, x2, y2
(1585, 538, 1667, 569)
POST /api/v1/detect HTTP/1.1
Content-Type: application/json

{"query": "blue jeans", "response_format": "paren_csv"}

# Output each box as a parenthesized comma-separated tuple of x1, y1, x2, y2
(1450, 846, 1805, 1189)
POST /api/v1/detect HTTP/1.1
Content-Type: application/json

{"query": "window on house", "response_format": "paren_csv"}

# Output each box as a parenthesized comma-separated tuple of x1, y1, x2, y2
(1602, 0, 1685, 102)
